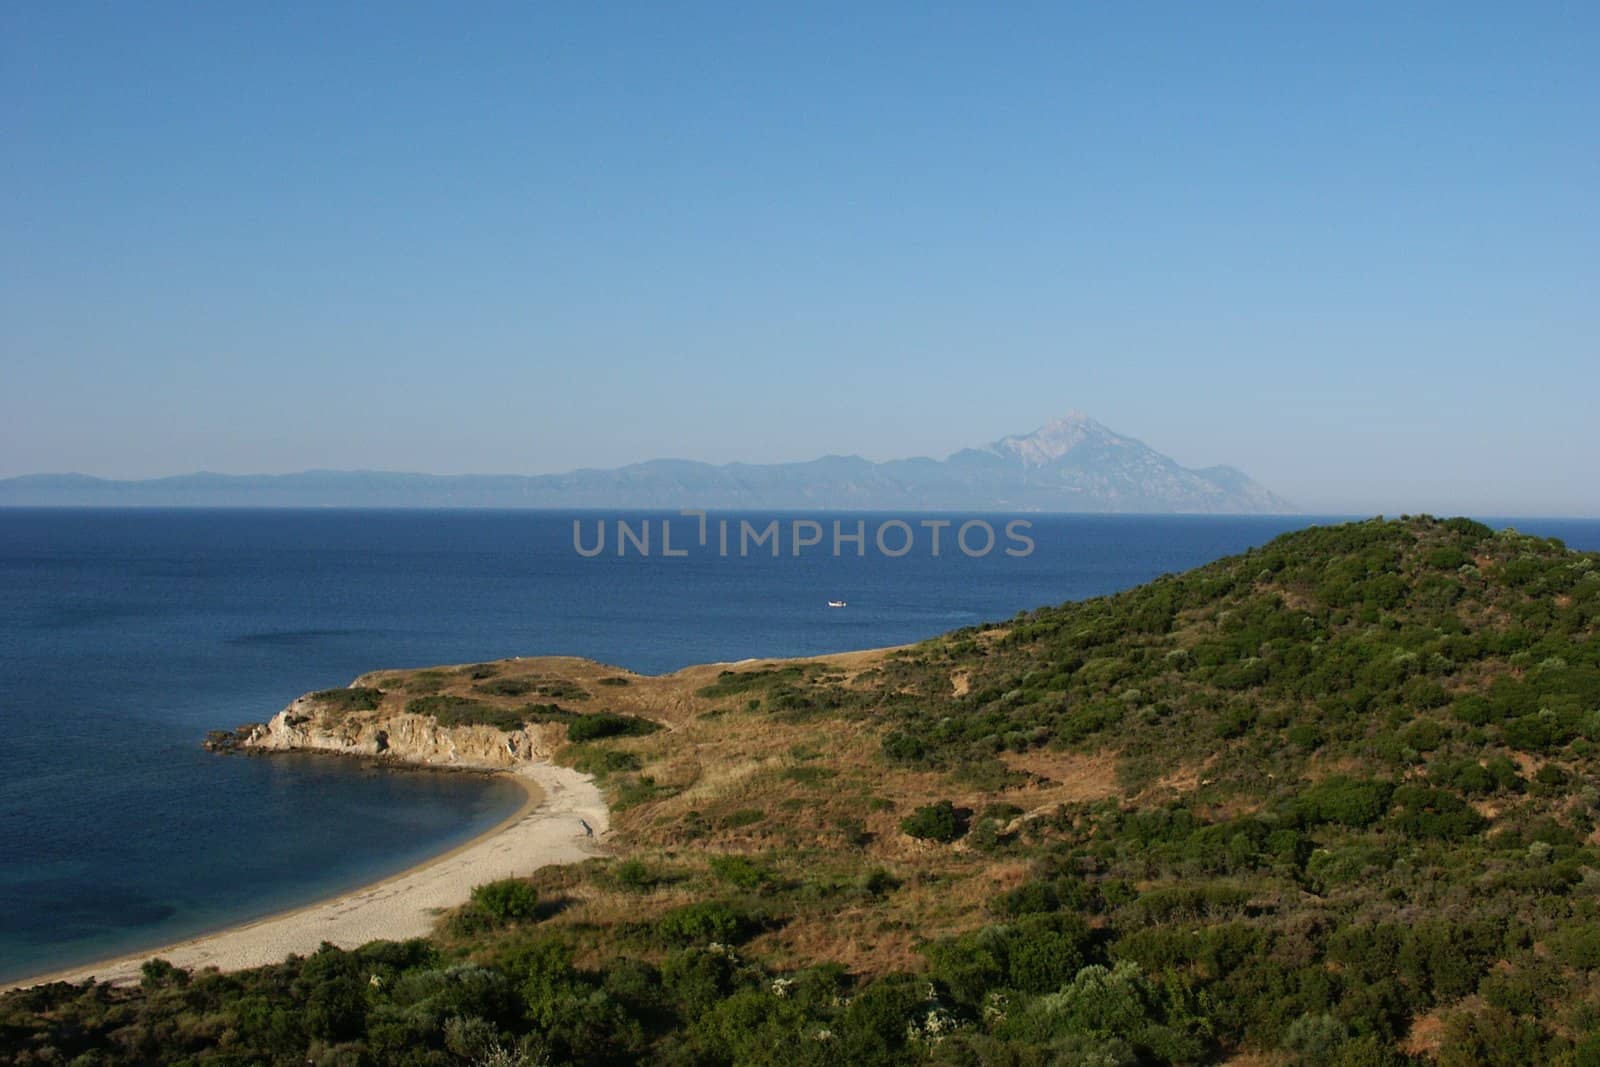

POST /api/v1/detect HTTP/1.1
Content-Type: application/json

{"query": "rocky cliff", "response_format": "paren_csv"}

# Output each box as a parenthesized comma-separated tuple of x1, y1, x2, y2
(228, 694, 565, 770)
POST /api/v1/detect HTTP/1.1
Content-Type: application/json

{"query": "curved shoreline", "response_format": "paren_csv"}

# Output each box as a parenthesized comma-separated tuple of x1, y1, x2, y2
(7, 762, 608, 990)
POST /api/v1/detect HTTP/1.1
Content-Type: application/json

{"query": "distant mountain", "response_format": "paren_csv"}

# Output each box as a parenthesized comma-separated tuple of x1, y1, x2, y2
(0, 413, 1294, 512)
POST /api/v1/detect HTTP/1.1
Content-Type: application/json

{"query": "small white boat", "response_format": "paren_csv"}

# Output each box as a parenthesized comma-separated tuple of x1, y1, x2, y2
(827, 600, 848, 608)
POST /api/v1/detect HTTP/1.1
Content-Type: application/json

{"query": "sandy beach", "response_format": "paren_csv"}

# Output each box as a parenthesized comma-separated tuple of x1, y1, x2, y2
(10, 762, 608, 989)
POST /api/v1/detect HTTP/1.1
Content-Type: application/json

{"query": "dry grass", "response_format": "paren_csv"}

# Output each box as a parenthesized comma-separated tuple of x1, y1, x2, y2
(1400, 1006, 1450, 1057)
(361, 644, 1138, 978)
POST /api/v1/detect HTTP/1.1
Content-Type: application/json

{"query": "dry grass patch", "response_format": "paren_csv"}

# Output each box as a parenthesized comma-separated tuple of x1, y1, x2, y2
(999, 748, 1120, 803)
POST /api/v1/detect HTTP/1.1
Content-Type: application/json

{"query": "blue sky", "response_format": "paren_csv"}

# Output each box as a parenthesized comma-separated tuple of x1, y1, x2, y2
(2, 4, 1595, 514)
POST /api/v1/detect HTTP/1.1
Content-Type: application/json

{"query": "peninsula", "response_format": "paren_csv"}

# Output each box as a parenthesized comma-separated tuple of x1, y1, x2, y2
(7, 517, 1600, 1066)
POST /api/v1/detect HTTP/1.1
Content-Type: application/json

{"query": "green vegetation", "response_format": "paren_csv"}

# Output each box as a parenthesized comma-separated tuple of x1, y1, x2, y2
(474, 678, 592, 701)
(469, 879, 540, 924)
(11, 517, 1600, 1064)
(403, 669, 454, 695)
(514, 702, 579, 725)
(397, 696, 655, 742)
(472, 677, 539, 697)
(565, 712, 661, 743)
(404, 695, 527, 732)
(899, 800, 965, 842)
(307, 686, 384, 716)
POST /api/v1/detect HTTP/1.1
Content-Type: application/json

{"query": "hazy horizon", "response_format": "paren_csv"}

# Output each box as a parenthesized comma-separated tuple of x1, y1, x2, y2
(3, 6, 1595, 516)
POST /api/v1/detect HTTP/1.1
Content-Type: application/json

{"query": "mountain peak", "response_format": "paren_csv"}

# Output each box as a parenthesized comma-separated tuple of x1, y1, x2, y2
(0, 412, 1293, 513)
(988, 411, 1124, 467)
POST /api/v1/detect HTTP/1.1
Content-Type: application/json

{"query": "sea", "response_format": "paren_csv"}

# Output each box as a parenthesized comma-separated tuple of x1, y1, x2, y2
(2, 508, 1595, 983)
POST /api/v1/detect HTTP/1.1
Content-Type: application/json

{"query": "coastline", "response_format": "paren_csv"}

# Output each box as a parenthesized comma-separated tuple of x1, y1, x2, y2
(7, 761, 607, 990)
(4, 647, 887, 992)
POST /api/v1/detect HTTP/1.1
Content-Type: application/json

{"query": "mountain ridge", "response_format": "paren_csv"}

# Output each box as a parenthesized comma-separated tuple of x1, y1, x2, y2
(0, 413, 1295, 513)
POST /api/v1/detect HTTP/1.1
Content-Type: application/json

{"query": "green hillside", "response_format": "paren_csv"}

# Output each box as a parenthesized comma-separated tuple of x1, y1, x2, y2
(7, 517, 1600, 1066)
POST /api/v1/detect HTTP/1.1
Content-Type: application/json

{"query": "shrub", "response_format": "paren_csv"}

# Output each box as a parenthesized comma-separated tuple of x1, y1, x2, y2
(836, 975, 928, 1063)
(517, 702, 578, 724)
(1294, 777, 1395, 828)
(1427, 546, 1471, 570)
(655, 901, 750, 945)
(302, 974, 367, 1042)
(708, 854, 772, 890)
(310, 686, 384, 715)
(568, 746, 641, 777)
(612, 858, 659, 892)
(566, 712, 661, 742)
(860, 867, 900, 896)
(139, 958, 189, 990)
(405, 670, 452, 694)
(535, 680, 591, 701)
(901, 800, 965, 842)
(1283, 1012, 1351, 1065)
(1552, 925, 1600, 970)
(1389, 785, 1486, 840)
(406, 695, 526, 731)
(661, 946, 736, 1016)
(1003, 961, 1163, 1046)
(1442, 517, 1494, 542)
(882, 730, 928, 763)
(1006, 914, 1090, 993)
(470, 878, 540, 923)
(473, 678, 538, 697)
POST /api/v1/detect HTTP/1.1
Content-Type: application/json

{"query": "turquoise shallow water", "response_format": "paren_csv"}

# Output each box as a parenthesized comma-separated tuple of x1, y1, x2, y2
(2, 508, 1594, 982)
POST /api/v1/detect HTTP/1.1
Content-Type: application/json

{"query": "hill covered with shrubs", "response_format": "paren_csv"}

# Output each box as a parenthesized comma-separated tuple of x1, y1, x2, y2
(6, 516, 1600, 1066)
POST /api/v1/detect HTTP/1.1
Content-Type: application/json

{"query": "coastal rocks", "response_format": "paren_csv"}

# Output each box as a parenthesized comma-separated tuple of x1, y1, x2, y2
(234, 693, 562, 771)
(202, 724, 267, 753)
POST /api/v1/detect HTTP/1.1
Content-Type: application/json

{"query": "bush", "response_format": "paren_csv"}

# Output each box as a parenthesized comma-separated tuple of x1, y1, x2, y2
(310, 686, 385, 715)
(566, 712, 661, 742)
(1442, 517, 1494, 542)
(470, 878, 541, 923)
(1552, 925, 1600, 970)
(612, 858, 660, 892)
(1294, 777, 1395, 828)
(708, 854, 772, 890)
(661, 946, 736, 1016)
(406, 695, 526, 731)
(516, 702, 578, 724)
(473, 677, 538, 697)
(139, 958, 189, 990)
(1006, 914, 1090, 994)
(1283, 1012, 1351, 1066)
(655, 902, 750, 945)
(1388, 785, 1486, 840)
(882, 730, 928, 763)
(901, 800, 965, 842)
(1003, 960, 1181, 1054)
(568, 745, 641, 777)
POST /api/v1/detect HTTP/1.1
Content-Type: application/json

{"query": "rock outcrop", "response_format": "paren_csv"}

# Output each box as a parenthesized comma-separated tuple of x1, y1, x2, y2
(227, 694, 565, 771)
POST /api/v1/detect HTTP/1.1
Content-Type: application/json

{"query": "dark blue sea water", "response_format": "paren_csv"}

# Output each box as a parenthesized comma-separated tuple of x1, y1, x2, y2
(1, 509, 1595, 982)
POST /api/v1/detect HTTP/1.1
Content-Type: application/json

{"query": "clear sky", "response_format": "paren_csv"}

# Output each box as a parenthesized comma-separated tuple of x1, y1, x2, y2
(2, 4, 1595, 515)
